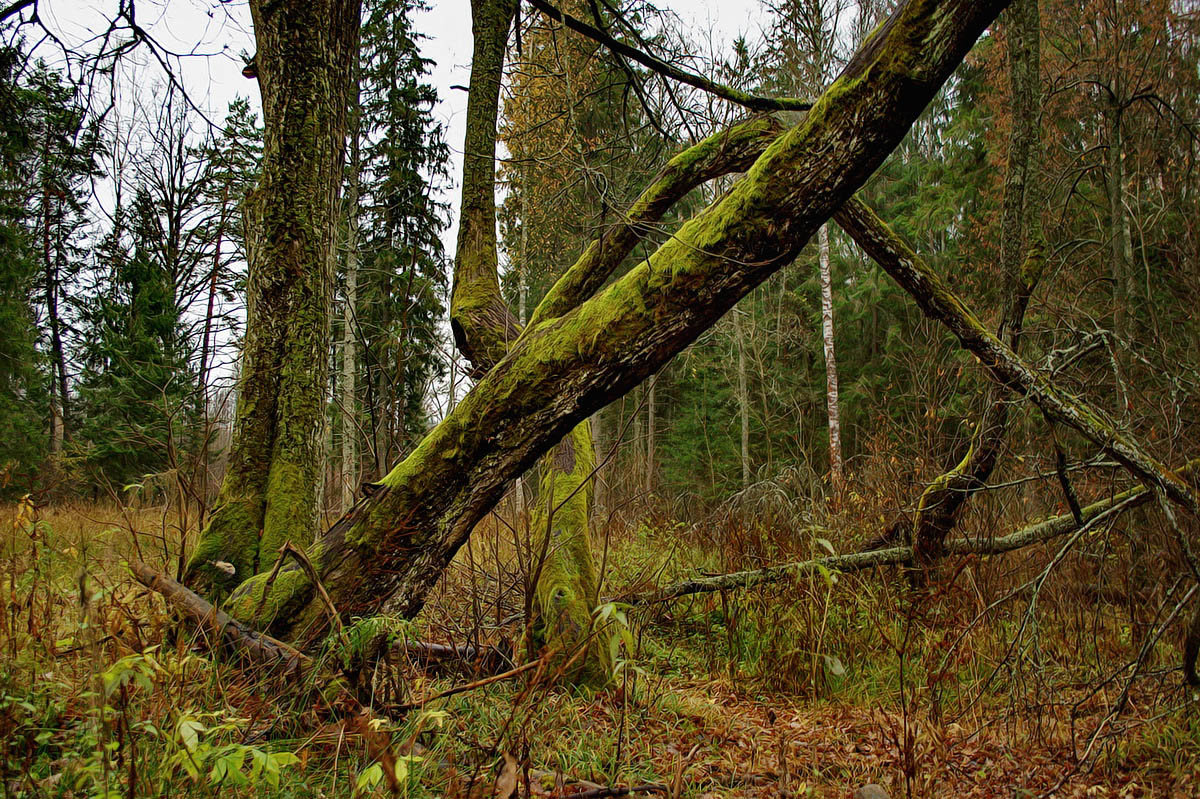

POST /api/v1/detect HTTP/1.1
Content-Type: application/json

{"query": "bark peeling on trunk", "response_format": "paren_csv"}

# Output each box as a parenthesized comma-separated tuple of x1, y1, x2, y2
(223, 0, 1015, 653)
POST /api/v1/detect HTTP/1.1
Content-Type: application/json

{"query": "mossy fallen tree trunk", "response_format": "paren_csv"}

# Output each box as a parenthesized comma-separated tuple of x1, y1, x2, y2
(216, 0, 1015, 652)
(636, 459, 1198, 603)
(185, 0, 360, 598)
(834, 198, 1198, 516)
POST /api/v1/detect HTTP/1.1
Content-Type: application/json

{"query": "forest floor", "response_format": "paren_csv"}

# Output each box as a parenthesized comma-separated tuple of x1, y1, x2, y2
(2, 500, 1198, 798)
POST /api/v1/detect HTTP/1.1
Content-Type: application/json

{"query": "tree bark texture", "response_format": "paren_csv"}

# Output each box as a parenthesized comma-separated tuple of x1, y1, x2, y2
(451, 0, 607, 684)
(817, 223, 843, 487)
(341, 87, 362, 513)
(185, 0, 361, 596)
(222, 0, 1015, 653)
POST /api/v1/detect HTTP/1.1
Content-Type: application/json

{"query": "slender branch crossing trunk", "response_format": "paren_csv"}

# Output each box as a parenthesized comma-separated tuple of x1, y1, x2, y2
(835, 197, 1196, 515)
(911, 0, 1042, 565)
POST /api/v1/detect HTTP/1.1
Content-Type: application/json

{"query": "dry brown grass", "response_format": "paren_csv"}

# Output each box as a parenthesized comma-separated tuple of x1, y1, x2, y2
(1, 494, 1197, 798)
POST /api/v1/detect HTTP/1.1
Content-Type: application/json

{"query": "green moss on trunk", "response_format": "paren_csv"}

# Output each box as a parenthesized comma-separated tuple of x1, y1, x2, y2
(234, 0, 1014, 661)
(184, 0, 356, 597)
(528, 423, 610, 686)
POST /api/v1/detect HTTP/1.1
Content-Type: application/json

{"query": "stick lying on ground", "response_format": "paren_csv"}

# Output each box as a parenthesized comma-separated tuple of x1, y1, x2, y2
(130, 560, 306, 674)
(633, 459, 1197, 604)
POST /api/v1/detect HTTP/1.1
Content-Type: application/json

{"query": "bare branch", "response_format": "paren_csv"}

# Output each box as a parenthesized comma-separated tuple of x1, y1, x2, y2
(524, 0, 813, 113)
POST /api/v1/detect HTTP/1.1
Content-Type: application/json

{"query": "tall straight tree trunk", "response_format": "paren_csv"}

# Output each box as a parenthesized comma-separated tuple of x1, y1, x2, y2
(645, 379, 656, 494)
(818, 223, 843, 487)
(373, 367, 389, 477)
(734, 308, 751, 489)
(513, 178, 529, 519)
(198, 185, 229, 519)
(591, 410, 607, 517)
(185, 0, 360, 596)
(341, 255, 358, 510)
(341, 89, 362, 513)
(42, 183, 69, 456)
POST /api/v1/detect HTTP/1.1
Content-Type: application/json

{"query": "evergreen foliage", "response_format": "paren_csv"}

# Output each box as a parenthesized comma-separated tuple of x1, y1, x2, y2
(74, 191, 199, 491)
(351, 0, 452, 468)
(0, 43, 46, 492)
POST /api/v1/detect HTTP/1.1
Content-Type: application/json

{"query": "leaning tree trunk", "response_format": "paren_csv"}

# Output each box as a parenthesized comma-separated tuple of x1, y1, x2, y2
(910, 0, 1042, 566)
(185, 0, 360, 597)
(219, 0, 1020, 652)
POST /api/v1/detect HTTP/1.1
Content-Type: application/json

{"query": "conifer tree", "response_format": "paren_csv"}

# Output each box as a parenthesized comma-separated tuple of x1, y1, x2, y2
(0, 42, 45, 492)
(354, 0, 451, 475)
(74, 190, 198, 491)
(25, 61, 99, 460)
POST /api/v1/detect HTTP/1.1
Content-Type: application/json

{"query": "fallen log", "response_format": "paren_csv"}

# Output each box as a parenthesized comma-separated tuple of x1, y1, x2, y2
(633, 462, 1196, 604)
(129, 560, 308, 676)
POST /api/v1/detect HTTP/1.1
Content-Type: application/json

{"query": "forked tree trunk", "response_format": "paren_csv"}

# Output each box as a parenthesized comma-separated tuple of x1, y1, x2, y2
(184, 0, 360, 597)
(218, 0, 1018, 651)
(450, 0, 608, 684)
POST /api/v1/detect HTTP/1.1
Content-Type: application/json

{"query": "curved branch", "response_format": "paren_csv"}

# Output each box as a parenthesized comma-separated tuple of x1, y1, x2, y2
(0, 0, 34, 24)
(527, 114, 785, 328)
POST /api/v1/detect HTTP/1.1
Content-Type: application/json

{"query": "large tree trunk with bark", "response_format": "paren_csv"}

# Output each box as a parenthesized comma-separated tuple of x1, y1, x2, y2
(450, 0, 609, 684)
(185, 0, 360, 597)
(218, 0, 1017, 653)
